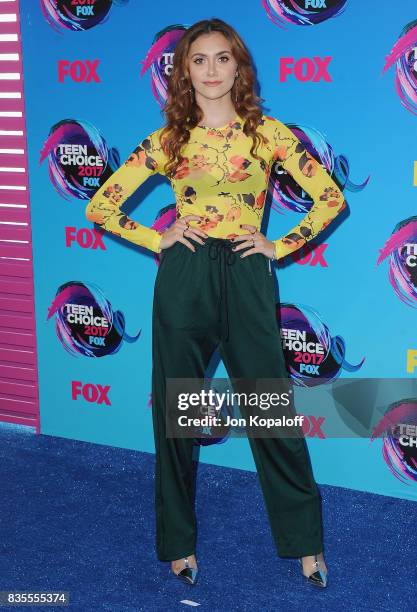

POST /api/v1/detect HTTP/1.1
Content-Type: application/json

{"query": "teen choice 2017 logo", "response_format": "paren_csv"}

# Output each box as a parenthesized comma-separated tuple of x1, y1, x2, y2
(279, 303, 364, 386)
(47, 281, 141, 357)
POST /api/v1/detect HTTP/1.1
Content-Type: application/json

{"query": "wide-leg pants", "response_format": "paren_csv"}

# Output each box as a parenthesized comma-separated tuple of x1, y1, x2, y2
(151, 236, 324, 561)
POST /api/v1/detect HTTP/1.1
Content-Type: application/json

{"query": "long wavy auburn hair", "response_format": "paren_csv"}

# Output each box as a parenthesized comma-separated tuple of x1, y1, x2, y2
(159, 18, 268, 178)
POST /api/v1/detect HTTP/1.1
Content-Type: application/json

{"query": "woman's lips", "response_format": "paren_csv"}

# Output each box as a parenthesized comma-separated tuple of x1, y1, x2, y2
(203, 81, 222, 86)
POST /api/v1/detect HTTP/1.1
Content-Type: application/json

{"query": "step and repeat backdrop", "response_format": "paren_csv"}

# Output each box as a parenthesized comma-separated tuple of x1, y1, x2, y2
(20, 0, 417, 501)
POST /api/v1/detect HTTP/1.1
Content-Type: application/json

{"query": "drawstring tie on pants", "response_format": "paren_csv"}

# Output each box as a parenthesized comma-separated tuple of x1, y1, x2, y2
(208, 240, 236, 342)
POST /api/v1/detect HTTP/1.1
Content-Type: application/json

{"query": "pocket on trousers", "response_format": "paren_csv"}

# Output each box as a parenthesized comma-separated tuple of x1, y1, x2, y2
(154, 242, 178, 291)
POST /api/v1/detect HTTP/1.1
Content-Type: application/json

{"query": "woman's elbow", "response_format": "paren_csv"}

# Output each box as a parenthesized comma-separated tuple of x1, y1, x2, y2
(336, 195, 348, 216)
(85, 200, 95, 222)
(327, 189, 347, 215)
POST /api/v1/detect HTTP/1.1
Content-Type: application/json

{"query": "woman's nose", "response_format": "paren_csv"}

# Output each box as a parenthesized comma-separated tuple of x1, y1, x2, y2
(207, 62, 217, 76)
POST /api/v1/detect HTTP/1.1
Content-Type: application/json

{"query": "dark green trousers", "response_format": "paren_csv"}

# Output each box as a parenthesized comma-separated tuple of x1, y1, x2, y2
(151, 236, 324, 561)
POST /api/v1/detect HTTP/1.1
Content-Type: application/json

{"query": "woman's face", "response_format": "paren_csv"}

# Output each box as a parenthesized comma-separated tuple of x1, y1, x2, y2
(186, 31, 238, 102)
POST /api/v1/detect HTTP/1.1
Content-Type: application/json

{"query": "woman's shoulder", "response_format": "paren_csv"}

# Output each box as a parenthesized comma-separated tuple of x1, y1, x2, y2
(258, 113, 287, 132)
(136, 125, 168, 163)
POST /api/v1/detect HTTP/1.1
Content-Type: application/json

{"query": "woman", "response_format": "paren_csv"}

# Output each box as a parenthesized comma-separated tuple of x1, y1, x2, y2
(85, 17, 346, 589)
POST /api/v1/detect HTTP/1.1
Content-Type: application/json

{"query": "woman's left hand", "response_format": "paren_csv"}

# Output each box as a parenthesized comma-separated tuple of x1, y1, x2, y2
(231, 224, 275, 259)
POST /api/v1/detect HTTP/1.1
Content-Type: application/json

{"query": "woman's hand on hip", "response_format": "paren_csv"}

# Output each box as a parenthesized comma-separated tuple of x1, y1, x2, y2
(231, 224, 276, 259)
(159, 215, 208, 252)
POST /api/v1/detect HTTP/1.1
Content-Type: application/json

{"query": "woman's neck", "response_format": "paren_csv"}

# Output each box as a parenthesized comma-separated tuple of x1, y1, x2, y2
(195, 94, 236, 129)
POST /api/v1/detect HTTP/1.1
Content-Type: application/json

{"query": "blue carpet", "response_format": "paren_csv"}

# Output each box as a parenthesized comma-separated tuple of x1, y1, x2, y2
(0, 421, 414, 612)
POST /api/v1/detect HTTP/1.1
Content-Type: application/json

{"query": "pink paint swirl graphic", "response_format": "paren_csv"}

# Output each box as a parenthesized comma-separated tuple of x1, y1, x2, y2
(376, 217, 417, 308)
(382, 20, 417, 115)
(151, 204, 177, 266)
(140, 25, 187, 106)
(261, 0, 347, 28)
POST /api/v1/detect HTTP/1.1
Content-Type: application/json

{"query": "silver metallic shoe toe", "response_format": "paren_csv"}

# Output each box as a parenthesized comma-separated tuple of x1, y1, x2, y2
(298, 554, 328, 588)
(171, 556, 199, 585)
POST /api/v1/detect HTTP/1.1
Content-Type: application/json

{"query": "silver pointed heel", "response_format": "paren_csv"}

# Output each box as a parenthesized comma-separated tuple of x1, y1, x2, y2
(298, 554, 328, 588)
(171, 556, 199, 586)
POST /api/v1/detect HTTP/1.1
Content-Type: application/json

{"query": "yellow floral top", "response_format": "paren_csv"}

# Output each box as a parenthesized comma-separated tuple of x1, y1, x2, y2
(85, 114, 346, 259)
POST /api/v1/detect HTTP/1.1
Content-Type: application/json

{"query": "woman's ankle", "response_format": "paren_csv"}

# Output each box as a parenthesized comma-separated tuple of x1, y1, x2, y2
(171, 554, 197, 570)
(301, 553, 326, 571)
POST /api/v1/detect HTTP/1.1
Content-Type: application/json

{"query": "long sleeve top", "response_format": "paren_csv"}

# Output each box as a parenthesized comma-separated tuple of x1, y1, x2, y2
(85, 114, 346, 259)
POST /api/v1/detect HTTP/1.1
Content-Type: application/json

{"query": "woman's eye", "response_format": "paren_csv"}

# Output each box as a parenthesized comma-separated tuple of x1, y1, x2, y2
(193, 56, 230, 64)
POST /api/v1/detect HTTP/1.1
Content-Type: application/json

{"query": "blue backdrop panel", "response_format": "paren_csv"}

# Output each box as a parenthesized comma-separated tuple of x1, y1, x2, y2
(19, 0, 417, 501)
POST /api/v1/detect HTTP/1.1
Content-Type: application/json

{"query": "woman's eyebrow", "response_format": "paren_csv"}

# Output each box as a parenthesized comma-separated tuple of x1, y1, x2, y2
(190, 50, 232, 57)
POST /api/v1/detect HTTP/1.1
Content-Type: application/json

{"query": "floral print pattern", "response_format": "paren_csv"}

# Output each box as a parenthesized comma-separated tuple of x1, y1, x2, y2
(85, 114, 346, 259)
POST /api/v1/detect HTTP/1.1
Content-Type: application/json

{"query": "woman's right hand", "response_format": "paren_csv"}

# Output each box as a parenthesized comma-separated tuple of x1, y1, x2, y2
(159, 215, 208, 252)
